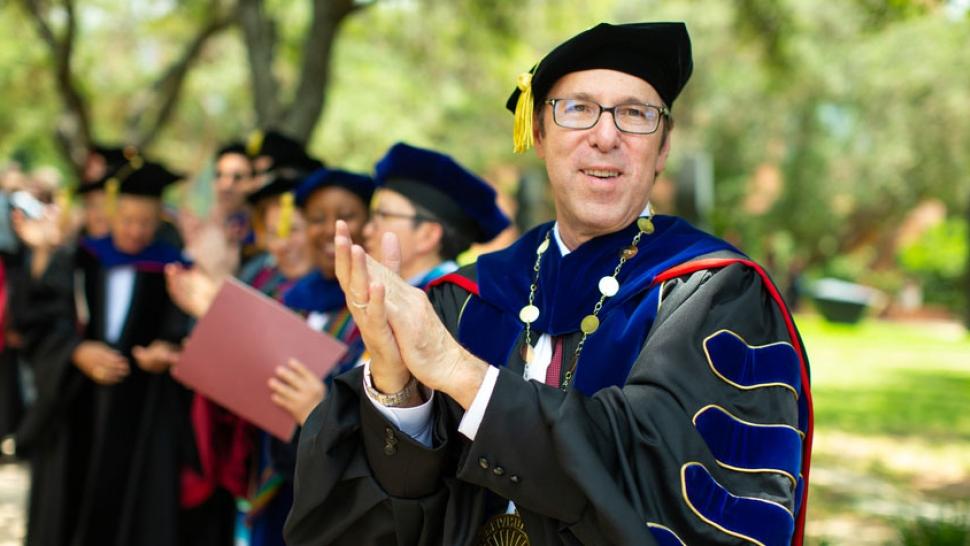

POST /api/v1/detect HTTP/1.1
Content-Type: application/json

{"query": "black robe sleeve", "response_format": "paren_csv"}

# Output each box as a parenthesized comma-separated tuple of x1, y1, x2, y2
(286, 262, 808, 546)
(11, 247, 86, 452)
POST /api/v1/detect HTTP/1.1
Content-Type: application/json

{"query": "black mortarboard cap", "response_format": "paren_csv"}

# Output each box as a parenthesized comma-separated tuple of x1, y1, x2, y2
(78, 144, 142, 194)
(505, 22, 693, 152)
(91, 144, 139, 171)
(374, 143, 510, 243)
(506, 22, 693, 112)
(216, 141, 249, 159)
(246, 129, 321, 172)
(113, 161, 183, 198)
(294, 167, 375, 208)
(246, 166, 308, 205)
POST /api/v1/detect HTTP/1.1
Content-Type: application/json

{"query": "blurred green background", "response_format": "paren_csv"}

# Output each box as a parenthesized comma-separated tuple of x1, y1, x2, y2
(1, 0, 968, 543)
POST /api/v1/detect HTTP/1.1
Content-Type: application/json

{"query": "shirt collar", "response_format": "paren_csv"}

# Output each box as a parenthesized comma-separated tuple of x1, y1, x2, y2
(552, 203, 653, 257)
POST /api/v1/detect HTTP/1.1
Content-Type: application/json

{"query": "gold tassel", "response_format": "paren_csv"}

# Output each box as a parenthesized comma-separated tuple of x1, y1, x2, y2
(277, 192, 294, 238)
(247, 130, 265, 157)
(105, 177, 120, 218)
(56, 188, 72, 234)
(512, 72, 534, 153)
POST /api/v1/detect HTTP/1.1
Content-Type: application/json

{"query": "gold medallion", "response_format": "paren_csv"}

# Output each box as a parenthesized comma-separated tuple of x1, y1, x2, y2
(620, 245, 639, 260)
(580, 314, 600, 334)
(637, 216, 655, 234)
(475, 513, 530, 546)
(536, 238, 550, 255)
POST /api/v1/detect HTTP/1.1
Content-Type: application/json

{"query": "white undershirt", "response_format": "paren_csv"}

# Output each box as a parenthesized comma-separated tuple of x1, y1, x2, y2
(364, 205, 652, 445)
(105, 267, 136, 346)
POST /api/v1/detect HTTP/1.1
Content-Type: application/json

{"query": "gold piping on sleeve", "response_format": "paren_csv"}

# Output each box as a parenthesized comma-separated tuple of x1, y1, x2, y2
(702, 329, 799, 400)
(691, 404, 802, 489)
(646, 522, 687, 545)
(657, 280, 668, 314)
(456, 293, 473, 328)
(680, 462, 795, 546)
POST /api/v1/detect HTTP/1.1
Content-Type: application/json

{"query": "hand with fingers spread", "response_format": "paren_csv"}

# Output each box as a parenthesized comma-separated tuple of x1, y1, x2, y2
(333, 221, 488, 409)
(72, 341, 131, 385)
(269, 358, 327, 425)
(132, 340, 181, 374)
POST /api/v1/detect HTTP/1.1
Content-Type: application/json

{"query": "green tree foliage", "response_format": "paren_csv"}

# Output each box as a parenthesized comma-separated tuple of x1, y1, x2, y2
(1, 0, 968, 322)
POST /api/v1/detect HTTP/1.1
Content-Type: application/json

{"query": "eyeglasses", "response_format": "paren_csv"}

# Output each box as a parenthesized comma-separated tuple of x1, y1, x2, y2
(545, 98, 669, 134)
(370, 209, 433, 224)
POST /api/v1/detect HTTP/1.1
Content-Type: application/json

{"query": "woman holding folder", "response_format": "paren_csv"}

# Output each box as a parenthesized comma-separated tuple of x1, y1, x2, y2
(244, 166, 375, 546)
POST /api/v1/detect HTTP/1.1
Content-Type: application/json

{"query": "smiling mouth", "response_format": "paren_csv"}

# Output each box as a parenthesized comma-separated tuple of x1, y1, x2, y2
(581, 168, 622, 179)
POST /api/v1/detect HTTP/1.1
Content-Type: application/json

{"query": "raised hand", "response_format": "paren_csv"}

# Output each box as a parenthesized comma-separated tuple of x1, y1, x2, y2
(165, 263, 220, 318)
(333, 221, 488, 409)
(333, 221, 413, 401)
(11, 207, 64, 250)
(268, 358, 327, 426)
(72, 340, 130, 385)
(177, 211, 240, 279)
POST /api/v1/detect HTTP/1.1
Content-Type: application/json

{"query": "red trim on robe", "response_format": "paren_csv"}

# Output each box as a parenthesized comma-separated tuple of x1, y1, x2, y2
(180, 395, 252, 508)
(426, 272, 480, 296)
(651, 257, 814, 546)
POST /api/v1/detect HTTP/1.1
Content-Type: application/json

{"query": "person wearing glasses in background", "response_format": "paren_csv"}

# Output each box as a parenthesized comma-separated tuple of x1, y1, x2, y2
(286, 22, 813, 546)
(364, 142, 510, 290)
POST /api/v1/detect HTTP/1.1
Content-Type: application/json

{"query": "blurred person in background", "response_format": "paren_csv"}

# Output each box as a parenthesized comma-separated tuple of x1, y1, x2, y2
(364, 142, 510, 289)
(12, 160, 230, 546)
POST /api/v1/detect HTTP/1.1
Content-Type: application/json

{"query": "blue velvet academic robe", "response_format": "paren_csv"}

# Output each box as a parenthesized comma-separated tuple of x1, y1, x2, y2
(285, 215, 813, 546)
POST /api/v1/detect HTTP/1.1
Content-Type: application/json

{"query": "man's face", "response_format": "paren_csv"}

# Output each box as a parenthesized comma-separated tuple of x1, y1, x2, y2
(111, 195, 161, 255)
(214, 153, 254, 214)
(303, 186, 369, 278)
(363, 189, 437, 275)
(534, 69, 671, 246)
(83, 153, 107, 184)
(82, 191, 111, 238)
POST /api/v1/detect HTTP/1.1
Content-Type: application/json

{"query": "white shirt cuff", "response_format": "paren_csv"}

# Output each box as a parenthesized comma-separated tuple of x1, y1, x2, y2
(458, 365, 500, 441)
(362, 361, 435, 447)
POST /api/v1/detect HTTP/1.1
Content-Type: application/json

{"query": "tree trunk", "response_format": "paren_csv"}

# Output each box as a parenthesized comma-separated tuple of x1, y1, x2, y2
(127, 9, 236, 148)
(239, 0, 284, 129)
(21, 0, 91, 175)
(278, 0, 361, 143)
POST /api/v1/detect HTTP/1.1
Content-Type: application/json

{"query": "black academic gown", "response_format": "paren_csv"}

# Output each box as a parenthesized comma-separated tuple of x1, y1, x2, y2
(285, 216, 813, 546)
(21, 238, 197, 546)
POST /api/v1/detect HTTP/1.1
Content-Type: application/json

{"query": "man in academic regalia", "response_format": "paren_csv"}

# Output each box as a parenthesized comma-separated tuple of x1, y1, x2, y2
(286, 22, 813, 546)
(364, 142, 510, 289)
(16, 160, 206, 546)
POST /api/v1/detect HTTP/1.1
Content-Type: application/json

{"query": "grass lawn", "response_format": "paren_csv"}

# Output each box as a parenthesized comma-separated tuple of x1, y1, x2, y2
(797, 314, 970, 545)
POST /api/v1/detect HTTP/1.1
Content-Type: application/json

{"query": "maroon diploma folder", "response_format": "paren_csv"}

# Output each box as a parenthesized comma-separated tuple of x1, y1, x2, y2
(172, 277, 348, 441)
